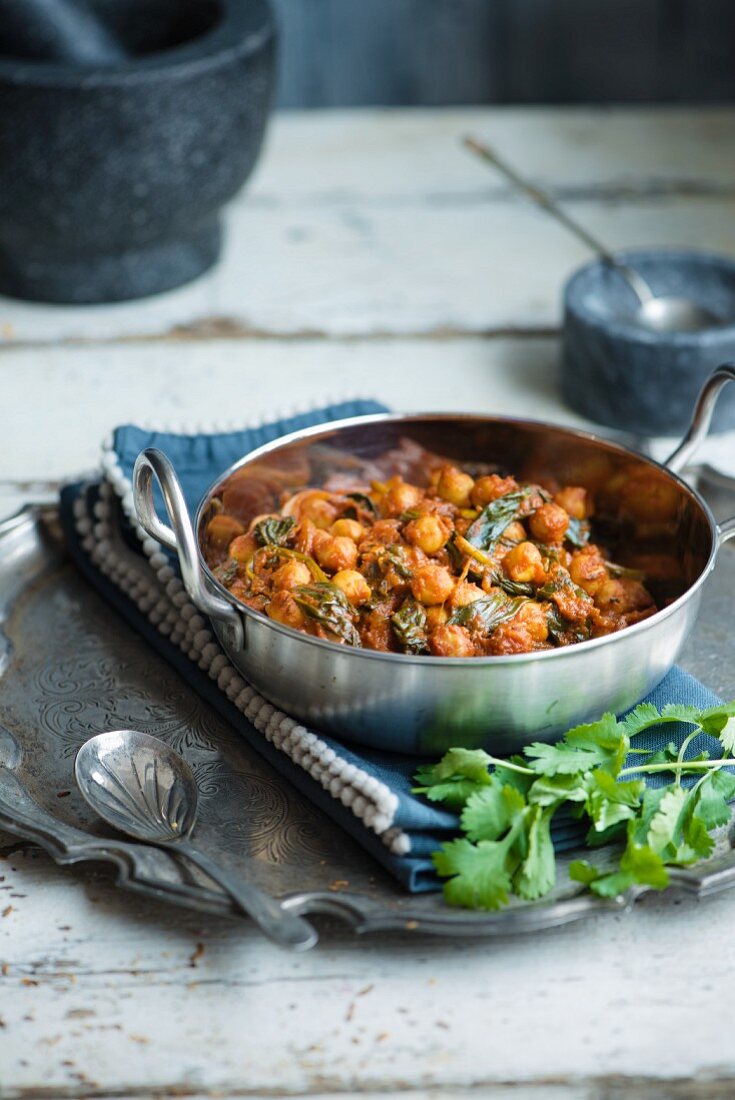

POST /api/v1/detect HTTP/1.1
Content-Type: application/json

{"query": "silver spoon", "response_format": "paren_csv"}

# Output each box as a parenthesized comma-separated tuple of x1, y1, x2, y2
(463, 135, 720, 333)
(75, 730, 318, 951)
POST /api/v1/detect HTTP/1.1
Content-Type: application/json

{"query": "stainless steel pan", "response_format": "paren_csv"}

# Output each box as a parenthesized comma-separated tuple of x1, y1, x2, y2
(133, 366, 735, 755)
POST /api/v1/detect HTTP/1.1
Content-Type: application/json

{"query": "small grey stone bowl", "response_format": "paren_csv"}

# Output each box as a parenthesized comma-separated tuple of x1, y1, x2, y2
(562, 248, 735, 436)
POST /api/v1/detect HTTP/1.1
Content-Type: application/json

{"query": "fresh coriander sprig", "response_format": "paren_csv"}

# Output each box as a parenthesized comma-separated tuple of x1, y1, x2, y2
(413, 700, 735, 910)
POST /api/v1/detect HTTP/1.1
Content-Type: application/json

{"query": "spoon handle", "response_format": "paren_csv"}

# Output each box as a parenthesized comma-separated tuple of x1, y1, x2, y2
(175, 840, 318, 951)
(462, 135, 655, 304)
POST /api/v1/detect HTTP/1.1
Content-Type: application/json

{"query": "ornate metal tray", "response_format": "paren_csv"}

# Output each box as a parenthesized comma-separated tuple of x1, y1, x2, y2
(2, 494, 735, 940)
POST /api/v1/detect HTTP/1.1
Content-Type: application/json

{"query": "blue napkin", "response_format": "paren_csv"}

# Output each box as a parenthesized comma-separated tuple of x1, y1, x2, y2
(60, 401, 724, 892)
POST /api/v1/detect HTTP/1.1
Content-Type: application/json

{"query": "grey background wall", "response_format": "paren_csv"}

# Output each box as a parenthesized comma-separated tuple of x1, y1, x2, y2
(270, 0, 735, 108)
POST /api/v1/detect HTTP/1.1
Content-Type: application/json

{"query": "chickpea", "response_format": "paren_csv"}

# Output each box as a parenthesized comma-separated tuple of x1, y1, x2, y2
(332, 569, 372, 606)
(436, 465, 475, 508)
(205, 514, 245, 550)
(410, 563, 455, 606)
(529, 502, 569, 544)
(595, 578, 652, 614)
(448, 581, 485, 610)
(331, 517, 364, 541)
(228, 533, 258, 563)
(425, 604, 450, 630)
(266, 590, 306, 630)
(383, 479, 424, 517)
(404, 513, 451, 555)
(503, 520, 527, 543)
(620, 471, 679, 523)
(314, 534, 359, 574)
(515, 601, 549, 643)
(370, 519, 402, 545)
(300, 495, 338, 529)
(554, 486, 589, 521)
(503, 541, 544, 584)
(429, 623, 475, 658)
(291, 518, 314, 556)
(569, 546, 608, 596)
(271, 559, 312, 591)
(471, 474, 518, 507)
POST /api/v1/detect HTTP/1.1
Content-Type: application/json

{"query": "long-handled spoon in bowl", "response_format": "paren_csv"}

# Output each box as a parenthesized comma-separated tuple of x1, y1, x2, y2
(462, 134, 720, 333)
(75, 730, 318, 951)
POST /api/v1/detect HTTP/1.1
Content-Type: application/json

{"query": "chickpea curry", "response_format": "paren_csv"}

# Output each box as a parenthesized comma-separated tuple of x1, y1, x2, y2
(200, 452, 660, 658)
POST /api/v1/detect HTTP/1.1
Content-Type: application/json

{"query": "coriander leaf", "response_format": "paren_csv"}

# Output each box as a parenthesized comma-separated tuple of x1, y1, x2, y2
(586, 771, 644, 833)
(661, 703, 702, 723)
(411, 777, 486, 810)
(513, 806, 556, 900)
(527, 773, 588, 807)
(621, 701, 700, 739)
(524, 741, 606, 776)
(494, 757, 535, 797)
(568, 859, 601, 886)
(686, 768, 735, 831)
(585, 819, 628, 848)
(621, 702, 662, 737)
(718, 718, 735, 754)
(525, 715, 625, 778)
(675, 814, 715, 864)
(646, 786, 688, 858)
(564, 713, 627, 776)
(433, 837, 515, 911)
(582, 839, 669, 898)
(699, 703, 735, 749)
(461, 782, 526, 842)
(642, 742, 681, 768)
(429, 748, 494, 784)
(524, 742, 609, 776)
(619, 840, 670, 889)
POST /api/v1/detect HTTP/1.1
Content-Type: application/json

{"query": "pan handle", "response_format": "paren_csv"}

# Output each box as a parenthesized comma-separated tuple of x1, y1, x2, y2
(133, 448, 244, 650)
(666, 364, 735, 474)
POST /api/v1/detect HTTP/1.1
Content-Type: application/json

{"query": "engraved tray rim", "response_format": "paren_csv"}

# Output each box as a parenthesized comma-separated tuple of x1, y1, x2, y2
(3, 502, 735, 941)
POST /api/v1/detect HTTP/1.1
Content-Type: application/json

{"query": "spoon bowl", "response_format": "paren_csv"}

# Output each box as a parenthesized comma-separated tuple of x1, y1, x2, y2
(75, 730, 318, 951)
(75, 729, 198, 844)
(635, 295, 720, 334)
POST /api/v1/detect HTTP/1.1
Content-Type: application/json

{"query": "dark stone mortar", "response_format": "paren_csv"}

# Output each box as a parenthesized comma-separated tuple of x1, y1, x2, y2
(562, 249, 735, 435)
(0, 0, 276, 303)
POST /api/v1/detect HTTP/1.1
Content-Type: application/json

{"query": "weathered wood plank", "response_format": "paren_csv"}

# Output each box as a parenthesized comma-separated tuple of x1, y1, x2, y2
(1, 336, 733, 509)
(0, 336, 573, 490)
(0, 108, 733, 344)
(2, 196, 735, 344)
(2, 842, 735, 1095)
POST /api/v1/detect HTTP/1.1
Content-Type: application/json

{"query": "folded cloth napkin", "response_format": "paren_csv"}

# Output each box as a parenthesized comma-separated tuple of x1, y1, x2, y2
(59, 401, 725, 892)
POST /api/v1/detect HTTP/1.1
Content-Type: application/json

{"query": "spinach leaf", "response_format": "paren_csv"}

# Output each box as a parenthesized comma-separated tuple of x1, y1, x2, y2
(465, 489, 533, 553)
(345, 491, 377, 517)
(292, 583, 361, 646)
(448, 593, 527, 634)
(565, 517, 591, 548)
(484, 565, 535, 599)
(253, 515, 296, 547)
(391, 600, 428, 653)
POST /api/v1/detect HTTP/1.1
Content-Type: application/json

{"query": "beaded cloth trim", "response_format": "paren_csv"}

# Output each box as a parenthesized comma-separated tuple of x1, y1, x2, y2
(70, 426, 411, 858)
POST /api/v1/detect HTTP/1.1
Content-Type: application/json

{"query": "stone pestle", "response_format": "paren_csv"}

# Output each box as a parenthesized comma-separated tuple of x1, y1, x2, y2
(0, 0, 127, 65)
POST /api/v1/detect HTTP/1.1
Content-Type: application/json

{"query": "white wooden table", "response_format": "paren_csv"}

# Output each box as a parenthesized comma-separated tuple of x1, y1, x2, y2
(2, 107, 735, 1099)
